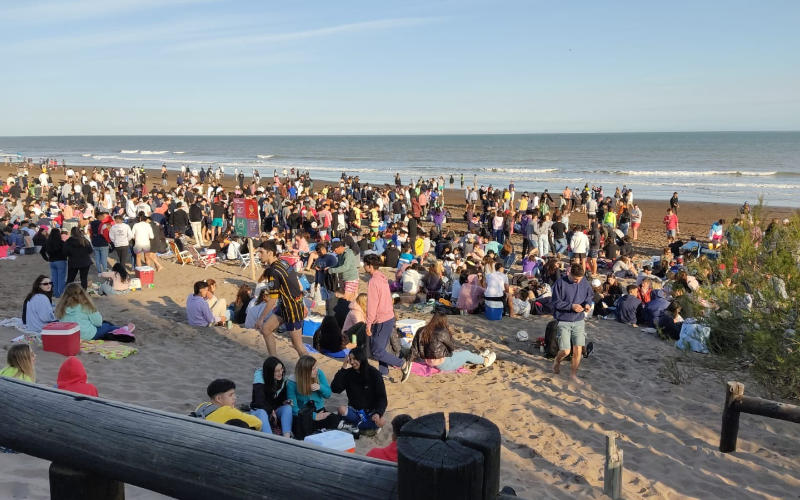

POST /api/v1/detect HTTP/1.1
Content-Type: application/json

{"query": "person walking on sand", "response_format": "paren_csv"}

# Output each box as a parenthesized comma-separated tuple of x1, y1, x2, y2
(551, 263, 593, 382)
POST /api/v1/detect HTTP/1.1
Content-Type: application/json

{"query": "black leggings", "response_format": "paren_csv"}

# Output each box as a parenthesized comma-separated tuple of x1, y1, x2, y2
(67, 266, 90, 290)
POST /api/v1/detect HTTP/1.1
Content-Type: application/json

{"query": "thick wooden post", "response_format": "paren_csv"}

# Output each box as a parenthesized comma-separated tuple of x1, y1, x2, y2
(603, 433, 623, 499)
(248, 237, 257, 281)
(397, 412, 501, 500)
(720, 381, 744, 452)
(49, 463, 124, 500)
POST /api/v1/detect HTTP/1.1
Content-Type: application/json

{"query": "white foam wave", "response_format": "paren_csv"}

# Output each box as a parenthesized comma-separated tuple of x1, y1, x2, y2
(139, 150, 168, 155)
(120, 149, 139, 154)
(81, 153, 91, 157)
(173, 151, 185, 154)
(482, 167, 559, 174)
(257, 154, 275, 159)
(603, 169, 777, 177)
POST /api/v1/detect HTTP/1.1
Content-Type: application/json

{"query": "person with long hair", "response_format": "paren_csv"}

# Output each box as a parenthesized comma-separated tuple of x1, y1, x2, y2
(22, 275, 56, 332)
(331, 346, 387, 434)
(342, 293, 367, 332)
(56, 283, 132, 340)
(44, 226, 67, 297)
(63, 226, 92, 290)
(98, 262, 130, 295)
(131, 212, 154, 268)
(229, 284, 252, 325)
(250, 357, 293, 437)
(411, 312, 496, 371)
(421, 261, 444, 300)
(204, 279, 229, 323)
(287, 355, 341, 435)
(312, 315, 352, 353)
(0, 344, 36, 382)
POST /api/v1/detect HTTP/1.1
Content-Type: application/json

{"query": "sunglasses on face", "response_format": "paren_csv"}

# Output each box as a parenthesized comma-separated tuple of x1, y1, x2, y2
(41, 282, 52, 286)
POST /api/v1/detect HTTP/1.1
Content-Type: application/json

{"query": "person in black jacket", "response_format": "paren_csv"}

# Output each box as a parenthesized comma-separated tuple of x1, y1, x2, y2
(331, 347, 387, 434)
(250, 357, 293, 437)
(45, 227, 68, 298)
(63, 227, 93, 290)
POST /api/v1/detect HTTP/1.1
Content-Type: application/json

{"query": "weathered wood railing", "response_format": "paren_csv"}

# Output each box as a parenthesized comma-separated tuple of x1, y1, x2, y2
(0, 377, 508, 499)
(720, 381, 800, 453)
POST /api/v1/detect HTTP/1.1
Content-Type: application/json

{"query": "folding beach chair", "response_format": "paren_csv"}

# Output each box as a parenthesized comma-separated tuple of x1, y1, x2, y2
(187, 245, 215, 269)
(234, 245, 250, 268)
(169, 240, 193, 266)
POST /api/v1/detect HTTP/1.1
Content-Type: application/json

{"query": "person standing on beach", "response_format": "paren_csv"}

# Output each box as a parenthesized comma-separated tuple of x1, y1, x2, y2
(551, 264, 593, 382)
(670, 192, 679, 214)
(663, 208, 679, 241)
(254, 241, 308, 358)
(630, 203, 642, 241)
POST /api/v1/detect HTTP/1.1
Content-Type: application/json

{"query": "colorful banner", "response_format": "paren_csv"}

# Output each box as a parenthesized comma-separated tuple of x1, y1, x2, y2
(233, 199, 260, 238)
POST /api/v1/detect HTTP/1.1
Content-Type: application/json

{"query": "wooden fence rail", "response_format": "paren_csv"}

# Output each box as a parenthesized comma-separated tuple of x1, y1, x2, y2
(0, 377, 509, 499)
(719, 381, 800, 453)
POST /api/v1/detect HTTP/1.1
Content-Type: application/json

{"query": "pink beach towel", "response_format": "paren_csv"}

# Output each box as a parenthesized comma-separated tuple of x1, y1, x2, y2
(410, 362, 470, 376)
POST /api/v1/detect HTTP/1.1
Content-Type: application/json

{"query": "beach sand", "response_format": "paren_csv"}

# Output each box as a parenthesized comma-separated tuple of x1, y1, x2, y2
(1, 164, 799, 498)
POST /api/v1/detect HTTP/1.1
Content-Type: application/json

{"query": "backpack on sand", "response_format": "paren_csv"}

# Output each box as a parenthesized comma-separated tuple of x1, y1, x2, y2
(544, 320, 560, 358)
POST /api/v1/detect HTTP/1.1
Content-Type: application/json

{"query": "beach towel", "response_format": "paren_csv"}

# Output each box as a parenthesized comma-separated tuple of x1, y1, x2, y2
(675, 320, 710, 354)
(411, 362, 470, 376)
(0, 317, 40, 335)
(80, 340, 138, 359)
(304, 343, 349, 359)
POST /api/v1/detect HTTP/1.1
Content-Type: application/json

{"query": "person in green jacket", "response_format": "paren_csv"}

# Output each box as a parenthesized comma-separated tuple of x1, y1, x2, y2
(0, 344, 36, 382)
(287, 355, 342, 437)
(329, 240, 359, 301)
(55, 283, 132, 340)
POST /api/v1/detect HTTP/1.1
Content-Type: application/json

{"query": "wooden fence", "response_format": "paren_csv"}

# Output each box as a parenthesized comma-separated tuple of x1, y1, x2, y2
(720, 381, 800, 453)
(0, 377, 507, 499)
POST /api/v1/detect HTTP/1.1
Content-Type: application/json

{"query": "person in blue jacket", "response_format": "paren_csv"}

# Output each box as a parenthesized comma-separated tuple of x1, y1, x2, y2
(642, 289, 670, 327)
(551, 263, 594, 381)
(615, 285, 642, 327)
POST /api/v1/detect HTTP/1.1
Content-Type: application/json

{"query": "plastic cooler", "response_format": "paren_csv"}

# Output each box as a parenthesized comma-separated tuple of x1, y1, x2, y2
(304, 430, 356, 453)
(135, 266, 155, 286)
(485, 300, 503, 321)
(302, 314, 324, 339)
(204, 249, 217, 263)
(41, 322, 81, 356)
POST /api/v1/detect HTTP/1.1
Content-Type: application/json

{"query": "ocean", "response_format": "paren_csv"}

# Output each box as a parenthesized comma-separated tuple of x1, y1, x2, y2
(2, 132, 799, 206)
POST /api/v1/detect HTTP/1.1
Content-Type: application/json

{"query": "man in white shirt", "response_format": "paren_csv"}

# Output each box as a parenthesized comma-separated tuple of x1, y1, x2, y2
(570, 226, 590, 268)
(108, 215, 133, 270)
(484, 262, 511, 315)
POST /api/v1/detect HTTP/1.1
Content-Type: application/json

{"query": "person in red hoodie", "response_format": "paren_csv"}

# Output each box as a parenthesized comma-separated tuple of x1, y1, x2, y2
(366, 413, 412, 463)
(57, 356, 99, 397)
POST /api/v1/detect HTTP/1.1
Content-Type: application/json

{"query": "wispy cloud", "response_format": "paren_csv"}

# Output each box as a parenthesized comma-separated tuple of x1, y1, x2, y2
(0, 0, 219, 23)
(168, 17, 438, 52)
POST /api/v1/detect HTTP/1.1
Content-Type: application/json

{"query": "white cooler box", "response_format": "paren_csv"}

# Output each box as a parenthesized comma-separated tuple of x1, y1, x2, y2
(396, 318, 426, 348)
(304, 430, 355, 453)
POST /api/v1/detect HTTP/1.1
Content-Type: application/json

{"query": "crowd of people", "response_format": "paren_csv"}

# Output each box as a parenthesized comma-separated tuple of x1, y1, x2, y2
(2, 159, 792, 458)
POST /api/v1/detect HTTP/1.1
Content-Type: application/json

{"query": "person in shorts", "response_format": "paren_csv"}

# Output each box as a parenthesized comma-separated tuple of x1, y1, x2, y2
(550, 263, 594, 382)
(254, 240, 308, 358)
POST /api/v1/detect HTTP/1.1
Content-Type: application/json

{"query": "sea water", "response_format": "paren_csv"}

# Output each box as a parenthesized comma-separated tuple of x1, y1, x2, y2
(2, 132, 799, 206)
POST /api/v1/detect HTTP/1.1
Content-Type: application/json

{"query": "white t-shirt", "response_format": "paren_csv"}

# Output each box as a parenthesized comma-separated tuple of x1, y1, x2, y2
(484, 271, 508, 297)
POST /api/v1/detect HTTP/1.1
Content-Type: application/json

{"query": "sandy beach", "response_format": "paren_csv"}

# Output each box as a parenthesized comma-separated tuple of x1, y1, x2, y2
(1, 163, 799, 499)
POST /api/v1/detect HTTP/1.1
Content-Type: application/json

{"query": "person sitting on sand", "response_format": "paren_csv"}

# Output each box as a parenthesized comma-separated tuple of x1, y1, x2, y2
(612, 255, 637, 279)
(251, 357, 294, 437)
(186, 280, 226, 327)
(657, 301, 683, 340)
(57, 356, 98, 396)
(98, 262, 131, 295)
(456, 272, 484, 314)
(313, 315, 355, 353)
(192, 379, 267, 432)
(0, 344, 36, 382)
(22, 275, 56, 333)
(205, 279, 230, 324)
(56, 283, 133, 341)
(331, 347, 388, 435)
(366, 414, 413, 463)
(410, 312, 496, 371)
(287, 355, 342, 437)
(228, 284, 252, 325)
(342, 292, 367, 333)
(615, 284, 642, 327)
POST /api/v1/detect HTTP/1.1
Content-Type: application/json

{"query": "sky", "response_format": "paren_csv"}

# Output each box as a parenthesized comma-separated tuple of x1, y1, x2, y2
(1, 0, 799, 135)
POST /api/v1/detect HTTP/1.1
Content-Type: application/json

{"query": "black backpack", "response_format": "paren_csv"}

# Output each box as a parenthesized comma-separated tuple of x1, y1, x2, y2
(544, 320, 560, 358)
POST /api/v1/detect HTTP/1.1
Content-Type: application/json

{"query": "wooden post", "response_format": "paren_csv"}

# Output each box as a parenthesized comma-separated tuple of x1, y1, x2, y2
(50, 463, 124, 500)
(603, 432, 623, 500)
(720, 381, 744, 453)
(397, 412, 501, 500)
(248, 237, 256, 281)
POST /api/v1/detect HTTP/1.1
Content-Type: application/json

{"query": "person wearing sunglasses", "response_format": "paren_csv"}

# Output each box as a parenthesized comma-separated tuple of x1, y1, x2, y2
(22, 275, 56, 333)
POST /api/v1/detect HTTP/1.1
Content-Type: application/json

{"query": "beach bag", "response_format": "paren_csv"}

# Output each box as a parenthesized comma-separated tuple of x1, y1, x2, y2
(293, 401, 318, 440)
(544, 320, 560, 358)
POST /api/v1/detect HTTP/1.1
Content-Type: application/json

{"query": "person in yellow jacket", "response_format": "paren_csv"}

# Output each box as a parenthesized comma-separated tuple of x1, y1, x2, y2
(192, 379, 272, 433)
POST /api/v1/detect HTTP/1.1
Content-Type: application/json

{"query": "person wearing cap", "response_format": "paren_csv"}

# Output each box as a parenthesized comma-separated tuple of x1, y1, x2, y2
(551, 263, 593, 382)
(328, 240, 359, 301)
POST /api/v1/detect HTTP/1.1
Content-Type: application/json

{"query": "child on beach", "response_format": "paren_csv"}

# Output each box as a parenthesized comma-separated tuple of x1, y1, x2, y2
(366, 414, 413, 463)
(57, 356, 98, 397)
(192, 379, 267, 432)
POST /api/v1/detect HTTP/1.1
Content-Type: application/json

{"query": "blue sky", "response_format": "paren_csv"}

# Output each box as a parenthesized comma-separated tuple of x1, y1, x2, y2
(1, 0, 799, 135)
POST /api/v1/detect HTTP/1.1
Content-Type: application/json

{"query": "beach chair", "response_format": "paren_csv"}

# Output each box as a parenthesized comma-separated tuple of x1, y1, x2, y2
(234, 245, 251, 268)
(169, 240, 193, 266)
(187, 245, 215, 269)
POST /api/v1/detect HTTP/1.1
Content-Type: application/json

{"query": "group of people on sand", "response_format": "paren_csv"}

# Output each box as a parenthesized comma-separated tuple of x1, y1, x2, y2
(4, 160, 791, 458)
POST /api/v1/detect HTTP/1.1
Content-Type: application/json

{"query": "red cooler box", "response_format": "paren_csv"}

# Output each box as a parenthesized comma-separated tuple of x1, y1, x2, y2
(41, 322, 81, 356)
(135, 266, 155, 286)
(204, 249, 217, 263)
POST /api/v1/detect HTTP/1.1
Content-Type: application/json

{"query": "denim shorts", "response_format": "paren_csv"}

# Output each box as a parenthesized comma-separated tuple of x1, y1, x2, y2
(556, 320, 586, 351)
